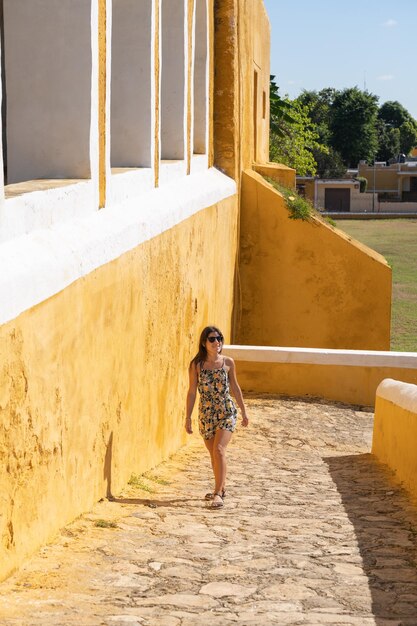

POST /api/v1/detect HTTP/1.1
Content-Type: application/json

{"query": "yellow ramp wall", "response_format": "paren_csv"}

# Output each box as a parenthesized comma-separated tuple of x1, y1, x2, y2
(236, 170, 392, 350)
(226, 346, 417, 407)
(0, 195, 238, 582)
(373, 379, 417, 503)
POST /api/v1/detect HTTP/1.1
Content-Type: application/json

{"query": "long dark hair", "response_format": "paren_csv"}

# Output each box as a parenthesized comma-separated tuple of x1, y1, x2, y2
(190, 325, 224, 368)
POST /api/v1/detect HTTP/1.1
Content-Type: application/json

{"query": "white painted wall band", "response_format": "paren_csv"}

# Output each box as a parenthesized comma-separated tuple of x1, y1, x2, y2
(376, 378, 417, 414)
(0, 168, 236, 326)
(225, 345, 417, 370)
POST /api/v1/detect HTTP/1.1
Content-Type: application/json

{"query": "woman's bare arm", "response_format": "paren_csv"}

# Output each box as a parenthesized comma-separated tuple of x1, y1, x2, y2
(185, 362, 198, 434)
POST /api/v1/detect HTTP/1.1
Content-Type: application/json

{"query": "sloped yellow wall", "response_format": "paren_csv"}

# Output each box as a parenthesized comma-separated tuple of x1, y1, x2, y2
(236, 170, 392, 349)
(0, 195, 238, 582)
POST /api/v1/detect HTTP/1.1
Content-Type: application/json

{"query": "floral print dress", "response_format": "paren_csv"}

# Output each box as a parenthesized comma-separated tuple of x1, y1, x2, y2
(197, 359, 237, 440)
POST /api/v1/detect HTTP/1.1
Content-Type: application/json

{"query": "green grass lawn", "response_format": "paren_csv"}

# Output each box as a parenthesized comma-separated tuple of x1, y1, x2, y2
(335, 219, 417, 352)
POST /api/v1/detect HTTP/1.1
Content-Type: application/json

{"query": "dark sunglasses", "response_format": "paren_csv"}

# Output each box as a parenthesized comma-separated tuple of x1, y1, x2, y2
(207, 335, 223, 343)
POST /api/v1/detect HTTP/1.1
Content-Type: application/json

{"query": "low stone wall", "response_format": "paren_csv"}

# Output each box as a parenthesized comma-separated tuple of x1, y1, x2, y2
(226, 345, 417, 407)
(253, 162, 295, 188)
(373, 379, 417, 503)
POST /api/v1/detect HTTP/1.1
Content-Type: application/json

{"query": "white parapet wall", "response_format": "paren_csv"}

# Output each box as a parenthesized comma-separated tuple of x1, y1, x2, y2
(373, 379, 417, 503)
(225, 345, 417, 406)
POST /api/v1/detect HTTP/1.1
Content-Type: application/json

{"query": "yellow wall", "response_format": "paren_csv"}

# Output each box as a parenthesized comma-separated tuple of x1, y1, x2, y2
(234, 360, 417, 407)
(236, 170, 392, 349)
(213, 0, 270, 179)
(0, 195, 238, 581)
(373, 381, 417, 503)
(358, 164, 399, 192)
(253, 162, 295, 188)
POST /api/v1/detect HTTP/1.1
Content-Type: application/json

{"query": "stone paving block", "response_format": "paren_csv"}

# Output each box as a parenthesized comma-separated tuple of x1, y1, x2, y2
(1, 397, 417, 625)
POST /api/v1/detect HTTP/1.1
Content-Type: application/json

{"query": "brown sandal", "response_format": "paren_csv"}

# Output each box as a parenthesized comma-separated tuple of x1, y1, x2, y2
(204, 489, 226, 501)
(210, 492, 224, 509)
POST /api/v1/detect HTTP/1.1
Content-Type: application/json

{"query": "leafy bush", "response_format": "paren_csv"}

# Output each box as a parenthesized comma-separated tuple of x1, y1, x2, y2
(356, 176, 368, 193)
(265, 177, 315, 221)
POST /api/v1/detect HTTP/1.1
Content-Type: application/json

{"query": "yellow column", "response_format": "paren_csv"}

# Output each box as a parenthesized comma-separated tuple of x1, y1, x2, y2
(208, 0, 214, 168)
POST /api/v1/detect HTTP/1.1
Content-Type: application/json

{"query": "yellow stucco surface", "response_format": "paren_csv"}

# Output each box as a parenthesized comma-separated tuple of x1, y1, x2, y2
(236, 170, 392, 350)
(213, 0, 270, 179)
(235, 361, 417, 407)
(0, 195, 238, 582)
(253, 162, 295, 188)
(373, 393, 417, 503)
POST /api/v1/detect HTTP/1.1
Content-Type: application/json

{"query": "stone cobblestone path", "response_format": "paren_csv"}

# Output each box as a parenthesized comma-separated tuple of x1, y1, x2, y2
(1, 396, 417, 626)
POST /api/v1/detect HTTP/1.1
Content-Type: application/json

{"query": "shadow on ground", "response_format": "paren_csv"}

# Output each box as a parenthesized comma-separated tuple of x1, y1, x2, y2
(325, 453, 417, 625)
(110, 496, 197, 508)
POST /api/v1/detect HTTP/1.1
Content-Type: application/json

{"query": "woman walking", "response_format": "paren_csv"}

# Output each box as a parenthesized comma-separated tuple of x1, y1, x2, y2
(185, 326, 249, 508)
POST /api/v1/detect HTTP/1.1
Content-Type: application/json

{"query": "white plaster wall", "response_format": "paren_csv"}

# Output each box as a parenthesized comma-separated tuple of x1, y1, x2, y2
(0, 183, 95, 242)
(193, 0, 208, 155)
(3, 0, 92, 183)
(161, 0, 185, 160)
(227, 345, 417, 369)
(0, 168, 236, 325)
(110, 0, 152, 168)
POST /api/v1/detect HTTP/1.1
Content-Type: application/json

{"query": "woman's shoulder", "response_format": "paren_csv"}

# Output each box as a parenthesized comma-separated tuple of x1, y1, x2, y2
(189, 359, 198, 372)
(190, 359, 202, 373)
(223, 355, 235, 367)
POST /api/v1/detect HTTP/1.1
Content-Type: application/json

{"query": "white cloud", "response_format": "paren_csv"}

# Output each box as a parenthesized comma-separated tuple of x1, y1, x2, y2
(382, 19, 397, 27)
(377, 74, 394, 81)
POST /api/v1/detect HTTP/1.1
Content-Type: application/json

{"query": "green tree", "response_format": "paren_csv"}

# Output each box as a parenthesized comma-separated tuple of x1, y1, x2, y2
(296, 88, 337, 144)
(313, 146, 347, 178)
(399, 120, 417, 155)
(270, 97, 327, 176)
(376, 120, 400, 162)
(269, 75, 295, 137)
(379, 100, 415, 127)
(378, 100, 417, 156)
(330, 87, 379, 167)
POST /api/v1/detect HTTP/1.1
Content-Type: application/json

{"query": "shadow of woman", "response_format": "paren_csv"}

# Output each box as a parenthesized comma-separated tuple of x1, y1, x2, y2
(109, 496, 203, 508)
(324, 452, 417, 624)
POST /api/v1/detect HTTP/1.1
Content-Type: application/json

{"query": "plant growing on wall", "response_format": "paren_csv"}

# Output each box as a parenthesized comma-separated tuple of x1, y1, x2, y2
(265, 177, 314, 221)
(356, 176, 368, 193)
(264, 176, 337, 227)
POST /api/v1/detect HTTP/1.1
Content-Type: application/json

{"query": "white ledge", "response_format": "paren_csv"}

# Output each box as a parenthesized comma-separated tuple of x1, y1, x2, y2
(376, 378, 417, 414)
(0, 168, 236, 325)
(225, 344, 417, 369)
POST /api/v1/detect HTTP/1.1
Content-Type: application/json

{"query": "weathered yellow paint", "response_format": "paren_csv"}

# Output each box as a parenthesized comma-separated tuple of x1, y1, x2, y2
(241, 0, 270, 167)
(373, 388, 417, 503)
(213, 0, 239, 179)
(207, 0, 214, 168)
(253, 162, 295, 188)
(234, 361, 417, 407)
(0, 195, 238, 582)
(213, 0, 269, 178)
(236, 170, 392, 349)
(98, 0, 106, 208)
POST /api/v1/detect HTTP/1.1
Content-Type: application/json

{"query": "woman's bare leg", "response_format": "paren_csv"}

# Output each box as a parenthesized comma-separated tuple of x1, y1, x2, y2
(204, 437, 215, 476)
(212, 429, 233, 500)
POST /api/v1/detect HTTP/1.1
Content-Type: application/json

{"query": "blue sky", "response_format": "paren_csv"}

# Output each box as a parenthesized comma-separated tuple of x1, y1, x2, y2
(263, 0, 417, 120)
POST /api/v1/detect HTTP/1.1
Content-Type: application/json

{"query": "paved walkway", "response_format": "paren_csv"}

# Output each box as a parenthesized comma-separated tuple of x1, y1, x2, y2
(1, 396, 417, 626)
